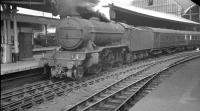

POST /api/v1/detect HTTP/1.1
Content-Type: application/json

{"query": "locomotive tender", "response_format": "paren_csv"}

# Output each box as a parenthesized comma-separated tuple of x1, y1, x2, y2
(42, 16, 200, 79)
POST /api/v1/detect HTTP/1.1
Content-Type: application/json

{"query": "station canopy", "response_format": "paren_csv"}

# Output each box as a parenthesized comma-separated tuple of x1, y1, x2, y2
(2, 0, 199, 31)
(1, 0, 53, 13)
(109, 4, 200, 31)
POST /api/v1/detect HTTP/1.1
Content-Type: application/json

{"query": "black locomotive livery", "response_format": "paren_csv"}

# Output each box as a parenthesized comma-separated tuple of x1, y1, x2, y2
(42, 17, 200, 79)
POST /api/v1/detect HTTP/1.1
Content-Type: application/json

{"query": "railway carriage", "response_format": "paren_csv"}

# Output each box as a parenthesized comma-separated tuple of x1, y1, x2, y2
(42, 17, 200, 79)
(131, 27, 188, 54)
(187, 31, 200, 48)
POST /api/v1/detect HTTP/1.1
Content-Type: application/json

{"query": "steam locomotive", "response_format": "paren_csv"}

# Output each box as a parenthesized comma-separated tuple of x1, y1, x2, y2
(42, 16, 200, 79)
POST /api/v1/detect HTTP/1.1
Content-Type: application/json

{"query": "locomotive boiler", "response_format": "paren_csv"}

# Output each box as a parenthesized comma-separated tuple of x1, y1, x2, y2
(57, 17, 125, 50)
(42, 16, 200, 80)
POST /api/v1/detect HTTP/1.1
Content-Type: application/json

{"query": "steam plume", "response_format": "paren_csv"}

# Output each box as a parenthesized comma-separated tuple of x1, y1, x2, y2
(52, 0, 109, 21)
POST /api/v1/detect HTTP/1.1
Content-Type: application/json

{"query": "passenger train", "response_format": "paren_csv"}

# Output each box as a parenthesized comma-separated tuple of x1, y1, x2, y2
(42, 16, 200, 79)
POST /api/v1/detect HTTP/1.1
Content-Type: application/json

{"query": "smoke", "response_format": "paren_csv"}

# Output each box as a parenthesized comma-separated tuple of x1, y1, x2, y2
(54, 0, 92, 16)
(52, 0, 134, 21)
(53, 0, 108, 21)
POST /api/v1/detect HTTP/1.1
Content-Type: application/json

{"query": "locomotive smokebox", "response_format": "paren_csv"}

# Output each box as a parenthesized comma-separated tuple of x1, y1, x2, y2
(56, 17, 125, 50)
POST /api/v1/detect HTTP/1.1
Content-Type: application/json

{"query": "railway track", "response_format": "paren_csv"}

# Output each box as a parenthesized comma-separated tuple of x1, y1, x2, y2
(0, 62, 151, 111)
(65, 51, 200, 111)
(1, 51, 199, 111)
(1, 67, 49, 91)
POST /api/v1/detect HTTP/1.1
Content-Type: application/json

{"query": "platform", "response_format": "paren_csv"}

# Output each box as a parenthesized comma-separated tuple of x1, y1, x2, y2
(1, 60, 43, 75)
(1, 47, 59, 75)
(129, 58, 200, 111)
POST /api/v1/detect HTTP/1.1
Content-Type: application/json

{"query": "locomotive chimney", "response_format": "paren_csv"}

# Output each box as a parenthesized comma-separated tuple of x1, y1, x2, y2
(90, 17, 100, 21)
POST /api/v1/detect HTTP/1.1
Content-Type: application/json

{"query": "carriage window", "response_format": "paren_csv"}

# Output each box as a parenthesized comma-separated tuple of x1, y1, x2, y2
(177, 35, 184, 40)
(192, 36, 195, 40)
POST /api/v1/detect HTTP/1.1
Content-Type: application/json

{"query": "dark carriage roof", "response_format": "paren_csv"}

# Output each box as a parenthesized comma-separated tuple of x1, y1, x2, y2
(138, 26, 200, 34)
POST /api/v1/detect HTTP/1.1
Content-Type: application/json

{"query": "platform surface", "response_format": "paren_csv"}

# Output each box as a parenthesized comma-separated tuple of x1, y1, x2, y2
(1, 60, 42, 75)
(1, 47, 58, 75)
(129, 58, 200, 111)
